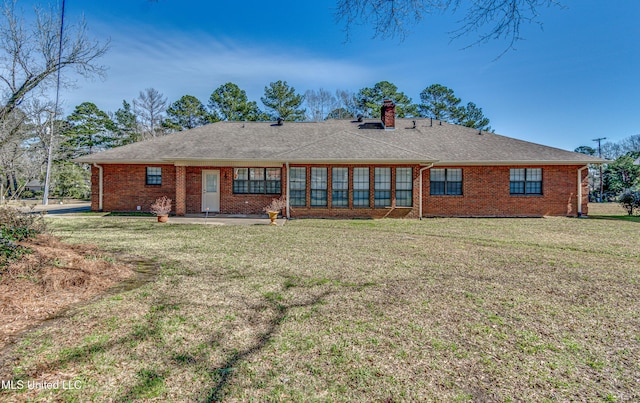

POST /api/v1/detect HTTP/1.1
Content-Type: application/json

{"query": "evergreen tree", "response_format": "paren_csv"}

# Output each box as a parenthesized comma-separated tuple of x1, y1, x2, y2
(113, 100, 140, 145)
(418, 84, 461, 121)
(457, 102, 491, 131)
(62, 102, 115, 158)
(260, 80, 306, 121)
(356, 81, 417, 118)
(164, 95, 217, 131)
(209, 82, 264, 121)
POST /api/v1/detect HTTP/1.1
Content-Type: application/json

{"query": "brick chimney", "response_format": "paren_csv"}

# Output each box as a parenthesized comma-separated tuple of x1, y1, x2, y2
(381, 100, 396, 129)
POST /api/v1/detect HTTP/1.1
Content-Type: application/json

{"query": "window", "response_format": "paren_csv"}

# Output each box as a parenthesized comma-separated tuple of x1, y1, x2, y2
(353, 167, 370, 208)
(430, 168, 462, 195)
(374, 167, 391, 207)
(395, 168, 413, 207)
(510, 168, 542, 195)
(289, 167, 306, 206)
(233, 168, 281, 194)
(332, 167, 349, 208)
(311, 167, 328, 207)
(146, 167, 162, 185)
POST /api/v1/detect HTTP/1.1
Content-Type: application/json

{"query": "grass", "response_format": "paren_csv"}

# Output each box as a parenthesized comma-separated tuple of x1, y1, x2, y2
(0, 210, 638, 401)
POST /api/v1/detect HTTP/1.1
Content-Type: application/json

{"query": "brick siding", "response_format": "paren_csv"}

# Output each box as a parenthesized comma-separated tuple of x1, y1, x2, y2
(91, 163, 588, 217)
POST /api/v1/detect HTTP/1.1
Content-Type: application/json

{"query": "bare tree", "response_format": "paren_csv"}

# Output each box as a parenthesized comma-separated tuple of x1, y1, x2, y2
(133, 88, 168, 138)
(335, 0, 562, 54)
(0, 0, 109, 122)
(305, 88, 338, 121)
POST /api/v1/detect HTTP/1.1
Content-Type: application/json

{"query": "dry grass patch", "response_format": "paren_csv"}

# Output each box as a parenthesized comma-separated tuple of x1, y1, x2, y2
(0, 216, 638, 402)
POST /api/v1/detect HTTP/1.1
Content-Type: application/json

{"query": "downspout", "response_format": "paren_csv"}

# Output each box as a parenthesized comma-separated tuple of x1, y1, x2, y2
(93, 163, 103, 211)
(418, 163, 435, 220)
(577, 165, 588, 217)
(285, 162, 290, 219)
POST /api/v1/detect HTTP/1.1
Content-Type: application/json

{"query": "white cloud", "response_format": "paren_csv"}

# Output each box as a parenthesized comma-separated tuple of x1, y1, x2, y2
(61, 26, 376, 113)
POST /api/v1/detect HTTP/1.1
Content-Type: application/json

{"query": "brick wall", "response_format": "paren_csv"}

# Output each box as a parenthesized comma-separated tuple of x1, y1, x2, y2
(91, 163, 588, 217)
(92, 164, 176, 213)
(421, 165, 587, 217)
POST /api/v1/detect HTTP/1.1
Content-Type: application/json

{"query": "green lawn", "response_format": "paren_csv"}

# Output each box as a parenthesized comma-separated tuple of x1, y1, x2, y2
(1, 215, 639, 402)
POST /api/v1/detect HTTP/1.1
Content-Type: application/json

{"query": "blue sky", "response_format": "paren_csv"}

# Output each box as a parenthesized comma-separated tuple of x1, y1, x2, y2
(23, 0, 640, 151)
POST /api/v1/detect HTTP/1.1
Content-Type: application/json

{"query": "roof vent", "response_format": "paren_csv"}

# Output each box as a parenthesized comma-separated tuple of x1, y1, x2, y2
(277, 117, 284, 126)
(357, 114, 364, 122)
(359, 122, 384, 130)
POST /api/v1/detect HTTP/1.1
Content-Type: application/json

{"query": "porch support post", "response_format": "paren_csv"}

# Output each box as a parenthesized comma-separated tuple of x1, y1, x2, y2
(175, 165, 186, 216)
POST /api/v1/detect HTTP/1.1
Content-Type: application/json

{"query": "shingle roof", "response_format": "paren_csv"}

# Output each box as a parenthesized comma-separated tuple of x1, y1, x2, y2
(75, 119, 604, 165)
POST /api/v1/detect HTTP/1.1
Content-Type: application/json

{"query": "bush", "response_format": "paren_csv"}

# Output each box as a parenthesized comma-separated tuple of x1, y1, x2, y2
(618, 190, 640, 216)
(0, 206, 46, 270)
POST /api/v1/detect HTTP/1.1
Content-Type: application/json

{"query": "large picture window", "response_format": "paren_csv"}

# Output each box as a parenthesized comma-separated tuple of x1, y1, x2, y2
(311, 167, 328, 207)
(146, 167, 162, 185)
(395, 167, 413, 207)
(374, 167, 391, 207)
(353, 167, 370, 208)
(430, 168, 462, 195)
(233, 168, 281, 194)
(289, 167, 306, 206)
(510, 168, 542, 195)
(332, 167, 349, 208)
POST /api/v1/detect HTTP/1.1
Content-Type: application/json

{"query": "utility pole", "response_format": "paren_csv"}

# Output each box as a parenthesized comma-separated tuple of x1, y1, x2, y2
(592, 137, 606, 202)
(42, 111, 55, 205)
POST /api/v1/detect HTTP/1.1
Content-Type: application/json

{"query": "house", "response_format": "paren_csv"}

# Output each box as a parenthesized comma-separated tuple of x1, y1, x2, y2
(75, 101, 604, 218)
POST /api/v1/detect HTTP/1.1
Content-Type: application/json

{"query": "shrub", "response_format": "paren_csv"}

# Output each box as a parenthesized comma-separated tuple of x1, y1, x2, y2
(150, 196, 172, 216)
(618, 190, 640, 216)
(0, 206, 46, 270)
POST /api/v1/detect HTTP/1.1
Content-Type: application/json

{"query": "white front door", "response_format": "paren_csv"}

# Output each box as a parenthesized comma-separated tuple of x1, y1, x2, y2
(202, 170, 220, 212)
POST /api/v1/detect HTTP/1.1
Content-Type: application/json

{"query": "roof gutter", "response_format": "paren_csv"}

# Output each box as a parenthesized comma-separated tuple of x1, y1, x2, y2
(418, 163, 435, 220)
(577, 165, 588, 217)
(93, 163, 103, 211)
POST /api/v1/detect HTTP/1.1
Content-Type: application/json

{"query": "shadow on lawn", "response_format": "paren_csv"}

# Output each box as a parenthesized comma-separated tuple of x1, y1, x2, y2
(201, 290, 332, 402)
(588, 215, 640, 223)
(0, 280, 333, 402)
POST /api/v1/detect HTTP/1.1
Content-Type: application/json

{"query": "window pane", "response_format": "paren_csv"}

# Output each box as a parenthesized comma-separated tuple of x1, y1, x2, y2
(374, 190, 391, 207)
(510, 168, 525, 181)
(205, 173, 218, 192)
(353, 190, 369, 207)
(311, 167, 327, 190)
(510, 182, 525, 194)
(332, 167, 348, 190)
(526, 181, 541, 194)
(527, 168, 542, 181)
(332, 190, 348, 207)
(396, 190, 412, 207)
(311, 190, 327, 207)
(265, 181, 281, 194)
(447, 181, 462, 195)
(234, 168, 248, 180)
(446, 169, 462, 182)
(290, 190, 306, 207)
(396, 168, 412, 190)
(430, 181, 445, 195)
(290, 167, 306, 190)
(353, 168, 369, 190)
(250, 168, 264, 180)
(267, 168, 281, 180)
(233, 181, 248, 193)
(374, 167, 391, 190)
(430, 169, 446, 182)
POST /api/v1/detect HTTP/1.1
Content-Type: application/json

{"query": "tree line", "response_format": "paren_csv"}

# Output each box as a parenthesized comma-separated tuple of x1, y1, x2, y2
(575, 135, 640, 201)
